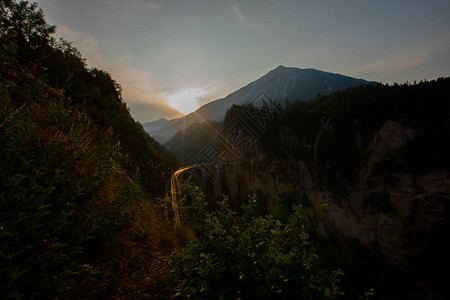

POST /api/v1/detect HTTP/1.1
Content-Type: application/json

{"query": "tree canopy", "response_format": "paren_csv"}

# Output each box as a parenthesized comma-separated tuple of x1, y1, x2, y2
(1, 2, 175, 297)
(1, 0, 175, 195)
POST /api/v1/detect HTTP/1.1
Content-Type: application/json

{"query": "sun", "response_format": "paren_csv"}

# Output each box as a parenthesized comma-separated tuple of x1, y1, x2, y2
(167, 87, 207, 115)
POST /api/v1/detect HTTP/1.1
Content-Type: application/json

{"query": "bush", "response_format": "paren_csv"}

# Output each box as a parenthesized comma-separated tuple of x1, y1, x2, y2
(1, 2, 171, 297)
(0, 78, 139, 299)
(169, 194, 343, 299)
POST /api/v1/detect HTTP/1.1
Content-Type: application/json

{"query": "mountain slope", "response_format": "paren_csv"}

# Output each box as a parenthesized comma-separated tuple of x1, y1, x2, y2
(147, 66, 371, 143)
(164, 120, 223, 164)
(223, 78, 450, 298)
(0, 1, 176, 296)
(143, 118, 169, 132)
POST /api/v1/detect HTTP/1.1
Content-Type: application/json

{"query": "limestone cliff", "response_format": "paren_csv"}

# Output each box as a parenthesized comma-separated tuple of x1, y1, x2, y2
(231, 117, 449, 296)
(204, 79, 450, 296)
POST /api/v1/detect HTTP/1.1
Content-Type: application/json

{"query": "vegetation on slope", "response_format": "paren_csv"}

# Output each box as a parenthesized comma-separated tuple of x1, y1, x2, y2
(169, 194, 343, 299)
(1, 73, 133, 298)
(262, 79, 450, 193)
(1, 1, 185, 298)
(249, 79, 450, 299)
(1, 0, 175, 196)
(7, 1, 448, 299)
(164, 120, 222, 164)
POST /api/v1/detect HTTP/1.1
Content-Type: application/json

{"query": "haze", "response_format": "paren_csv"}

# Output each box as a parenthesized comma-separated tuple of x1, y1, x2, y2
(33, 0, 450, 122)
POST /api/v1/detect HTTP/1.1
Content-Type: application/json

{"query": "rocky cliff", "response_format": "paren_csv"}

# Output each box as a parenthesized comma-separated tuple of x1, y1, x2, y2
(214, 79, 450, 297)
(228, 118, 449, 296)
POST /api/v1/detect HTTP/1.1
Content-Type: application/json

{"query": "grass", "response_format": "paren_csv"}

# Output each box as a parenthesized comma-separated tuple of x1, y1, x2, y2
(106, 199, 195, 299)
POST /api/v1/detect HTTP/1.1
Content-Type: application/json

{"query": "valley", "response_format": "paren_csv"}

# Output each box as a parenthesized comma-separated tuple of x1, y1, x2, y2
(2, 0, 450, 299)
(165, 78, 450, 299)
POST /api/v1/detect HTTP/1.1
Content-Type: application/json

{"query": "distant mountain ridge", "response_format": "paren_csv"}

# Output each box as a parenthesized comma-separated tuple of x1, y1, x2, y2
(143, 118, 169, 132)
(164, 120, 223, 164)
(146, 66, 372, 143)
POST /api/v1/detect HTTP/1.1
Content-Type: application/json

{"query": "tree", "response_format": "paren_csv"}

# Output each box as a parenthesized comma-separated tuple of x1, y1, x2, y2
(1, 0, 56, 72)
(1, 0, 55, 49)
(169, 195, 343, 299)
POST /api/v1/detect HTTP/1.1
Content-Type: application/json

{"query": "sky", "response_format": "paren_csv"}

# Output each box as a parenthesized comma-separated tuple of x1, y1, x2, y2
(33, 0, 450, 123)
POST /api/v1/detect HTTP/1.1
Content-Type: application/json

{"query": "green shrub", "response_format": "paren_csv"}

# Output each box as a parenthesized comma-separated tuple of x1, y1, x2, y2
(0, 83, 139, 299)
(169, 194, 343, 299)
(1, 2, 171, 297)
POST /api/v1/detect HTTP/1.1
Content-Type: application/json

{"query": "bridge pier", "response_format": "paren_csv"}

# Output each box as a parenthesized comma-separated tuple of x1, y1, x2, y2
(213, 166, 222, 198)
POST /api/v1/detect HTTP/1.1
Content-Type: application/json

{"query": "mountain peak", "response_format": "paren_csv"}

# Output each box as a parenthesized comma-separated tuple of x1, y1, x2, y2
(272, 65, 289, 73)
(266, 65, 293, 77)
(145, 66, 371, 143)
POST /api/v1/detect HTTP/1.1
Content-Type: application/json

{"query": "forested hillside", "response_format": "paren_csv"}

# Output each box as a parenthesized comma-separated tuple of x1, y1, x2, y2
(1, 0, 174, 196)
(220, 79, 450, 298)
(164, 120, 222, 164)
(0, 1, 180, 298)
(2, 1, 449, 299)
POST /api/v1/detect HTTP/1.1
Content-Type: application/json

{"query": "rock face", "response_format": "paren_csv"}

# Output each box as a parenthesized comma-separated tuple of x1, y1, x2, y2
(322, 121, 449, 267)
(194, 79, 450, 296)
(231, 118, 450, 287)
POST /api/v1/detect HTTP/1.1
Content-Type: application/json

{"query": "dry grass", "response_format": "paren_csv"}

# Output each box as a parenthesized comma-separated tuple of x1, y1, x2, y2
(107, 199, 195, 299)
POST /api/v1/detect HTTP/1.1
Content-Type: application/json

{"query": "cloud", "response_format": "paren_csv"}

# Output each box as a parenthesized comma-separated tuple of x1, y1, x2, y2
(231, 2, 257, 28)
(167, 87, 209, 114)
(127, 101, 183, 124)
(55, 25, 104, 67)
(94, 0, 161, 10)
(195, 78, 233, 106)
(107, 65, 185, 122)
(54, 25, 179, 122)
(110, 0, 162, 24)
(351, 29, 450, 77)
(353, 53, 429, 74)
(54, 24, 234, 122)
(114, 67, 163, 103)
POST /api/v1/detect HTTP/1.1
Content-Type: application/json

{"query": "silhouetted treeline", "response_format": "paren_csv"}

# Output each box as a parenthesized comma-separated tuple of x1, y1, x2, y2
(1, 1, 173, 298)
(263, 79, 450, 179)
(1, 0, 175, 196)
